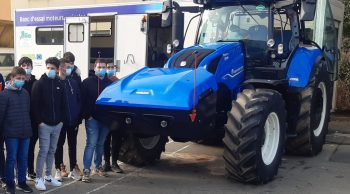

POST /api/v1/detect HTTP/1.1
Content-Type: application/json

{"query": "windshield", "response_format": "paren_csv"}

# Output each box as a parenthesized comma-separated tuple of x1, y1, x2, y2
(198, 5, 269, 44)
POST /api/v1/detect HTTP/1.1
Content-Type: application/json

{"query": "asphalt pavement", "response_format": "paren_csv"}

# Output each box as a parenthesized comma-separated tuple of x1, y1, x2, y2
(4, 117, 350, 194)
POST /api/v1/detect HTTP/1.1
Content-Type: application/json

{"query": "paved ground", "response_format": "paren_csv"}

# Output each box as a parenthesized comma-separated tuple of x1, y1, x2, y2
(5, 117, 350, 194)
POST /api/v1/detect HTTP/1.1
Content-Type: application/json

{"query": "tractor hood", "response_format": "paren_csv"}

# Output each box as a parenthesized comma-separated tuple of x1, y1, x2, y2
(96, 67, 218, 110)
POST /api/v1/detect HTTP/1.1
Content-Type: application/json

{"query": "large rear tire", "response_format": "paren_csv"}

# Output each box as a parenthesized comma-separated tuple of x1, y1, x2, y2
(223, 89, 287, 184)
(286, 63, 331, 155)
(119, 133, 167, 166)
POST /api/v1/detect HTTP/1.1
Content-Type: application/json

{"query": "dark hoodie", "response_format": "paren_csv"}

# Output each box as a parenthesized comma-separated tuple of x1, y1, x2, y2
(31, 74, 65, 126)
(0, 82, 32, 138)
(23, 74, 37, 97)
(59, 78, 81, 127)
(0, 73, 4, 91)
(69, 65, 82, 86)
(81, 75, 111, 121)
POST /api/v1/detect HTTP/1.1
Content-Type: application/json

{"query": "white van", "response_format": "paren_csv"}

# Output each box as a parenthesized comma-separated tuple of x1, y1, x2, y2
(14, 1, 199, 79)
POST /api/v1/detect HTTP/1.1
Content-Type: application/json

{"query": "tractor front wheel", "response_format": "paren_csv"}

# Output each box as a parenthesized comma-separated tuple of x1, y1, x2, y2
(223, 89, 287, 184)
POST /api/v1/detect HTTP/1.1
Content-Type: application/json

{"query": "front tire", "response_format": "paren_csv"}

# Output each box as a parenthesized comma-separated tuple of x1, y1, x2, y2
(223, 89, 287, 184)
(119, 134, 167, 166)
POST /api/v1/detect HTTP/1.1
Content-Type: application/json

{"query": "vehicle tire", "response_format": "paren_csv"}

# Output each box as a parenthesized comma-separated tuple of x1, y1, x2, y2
(223, 89, 287, 184)
(286, 63, 331, 155)
(119, 133, 167, 166)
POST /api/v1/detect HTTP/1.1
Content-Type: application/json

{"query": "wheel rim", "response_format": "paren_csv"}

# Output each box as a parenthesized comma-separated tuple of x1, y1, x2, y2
(262, 112, 280, 166)
(313, 82, 327, 137)
(138, 135, 161, 150)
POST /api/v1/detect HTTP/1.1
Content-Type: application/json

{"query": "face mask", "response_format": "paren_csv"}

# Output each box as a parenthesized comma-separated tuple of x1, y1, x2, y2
(46, 69, 56, 79)
(14, 79, 25, 88)
(107, 69, 116, 77)
(66, 68, 72, 76)
(25, 69, 32, 75)
(95, 69, 106, 77)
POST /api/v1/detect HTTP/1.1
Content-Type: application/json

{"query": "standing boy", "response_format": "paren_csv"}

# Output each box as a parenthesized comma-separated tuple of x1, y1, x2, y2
(18, 57, 38, 181)
(0, 67, 33, 194)
(54, 59, 82, 181)
(103, 61, 123, 173)
(0, 72, 4, 187)
(81, 59, 111, 183)
(31, 57, 64, 191)
(63, 52, 82, 85)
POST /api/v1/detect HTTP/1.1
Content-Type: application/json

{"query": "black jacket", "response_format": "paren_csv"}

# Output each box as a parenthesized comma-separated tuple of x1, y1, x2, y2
(81, 75, 111, 121)
(69, 66, 82, 86)
(31, 74, 65, 126)
(0, 83, 32, 138)
(0, 73, 4, 91)
(23, 75, 37, 97)
(59, 78, 81, 127)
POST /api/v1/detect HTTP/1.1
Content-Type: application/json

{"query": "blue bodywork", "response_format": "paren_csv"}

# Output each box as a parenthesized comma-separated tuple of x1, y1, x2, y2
(97, 42, 245, 110)
(287, 47, 322, 88)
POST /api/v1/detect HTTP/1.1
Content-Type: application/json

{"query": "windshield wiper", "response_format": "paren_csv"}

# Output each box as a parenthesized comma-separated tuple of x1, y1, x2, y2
(238, 0, 260, 25)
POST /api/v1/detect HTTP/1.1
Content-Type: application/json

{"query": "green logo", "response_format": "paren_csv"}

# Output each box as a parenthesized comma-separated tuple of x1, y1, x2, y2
(20, 31, 31, 40)
(256, 5, 266, 11)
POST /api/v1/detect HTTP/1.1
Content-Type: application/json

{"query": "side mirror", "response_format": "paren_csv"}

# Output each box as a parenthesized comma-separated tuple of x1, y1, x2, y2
(300, 0, 317, 21)
(161, 0, 173, 28)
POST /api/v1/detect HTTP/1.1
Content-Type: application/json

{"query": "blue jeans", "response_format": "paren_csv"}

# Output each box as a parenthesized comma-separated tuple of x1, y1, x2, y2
(83, 118, 110, 170)
(5, 138, 30, 185)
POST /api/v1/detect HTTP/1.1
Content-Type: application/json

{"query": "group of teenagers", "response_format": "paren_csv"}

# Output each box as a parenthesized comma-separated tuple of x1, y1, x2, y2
(0, 52, 125, 194)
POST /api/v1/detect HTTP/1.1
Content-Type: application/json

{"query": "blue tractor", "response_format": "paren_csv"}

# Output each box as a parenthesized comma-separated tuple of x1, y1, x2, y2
(97, 0, 338, 183)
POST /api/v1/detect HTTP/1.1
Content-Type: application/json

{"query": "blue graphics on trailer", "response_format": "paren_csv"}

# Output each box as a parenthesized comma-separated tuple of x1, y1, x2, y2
(15, 3, 163, 27)
(287, 47, 322, 88)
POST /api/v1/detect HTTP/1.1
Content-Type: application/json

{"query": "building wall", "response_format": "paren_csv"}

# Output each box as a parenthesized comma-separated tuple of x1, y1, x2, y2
(0, 0, 11, 20)
(11, 0, 144, 20)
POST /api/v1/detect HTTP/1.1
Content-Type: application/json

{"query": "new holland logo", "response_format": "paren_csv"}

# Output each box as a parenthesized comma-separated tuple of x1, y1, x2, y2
(222, 66, 244, 80)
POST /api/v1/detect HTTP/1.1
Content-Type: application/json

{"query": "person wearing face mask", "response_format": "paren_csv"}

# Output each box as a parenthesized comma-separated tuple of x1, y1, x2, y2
(0, 67, 33, 194)
(17, 57, 39, 181)
(81, 59, 112, 183)
(63, 52, 82, 85)
(54, 58, 82, 182)
(31, 57, 65, 191)
(102, 60, 123, 173)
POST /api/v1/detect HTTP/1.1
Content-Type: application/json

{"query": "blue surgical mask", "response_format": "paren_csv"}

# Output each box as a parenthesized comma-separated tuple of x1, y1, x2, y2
(66, 68, 72, 76)
(107, 69, 116, 77)
(14, 79, 25, 88)
(95, 69, 106, 77)
(25, 69, 32, 75)
(46, 69, 56, 79)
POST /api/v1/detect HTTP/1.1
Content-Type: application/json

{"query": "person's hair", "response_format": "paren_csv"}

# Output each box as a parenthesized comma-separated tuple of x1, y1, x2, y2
(6, 73, 12, 81)
(95, 58, 107, 66)
(105, 59, 114, 64)
(18, 57, 33, 67)
(59, 58, 69, 67)
(45, 57, 60, 69)
(63, 52, 75, 63)
(10, 66, 26, 77)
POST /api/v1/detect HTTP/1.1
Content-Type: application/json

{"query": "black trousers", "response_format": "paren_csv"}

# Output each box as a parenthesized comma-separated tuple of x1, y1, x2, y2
(0, 136, 5, 179)
(54, 125, 78, 171)
(104, 129, 124, 164)
(27, 125, 38, 174)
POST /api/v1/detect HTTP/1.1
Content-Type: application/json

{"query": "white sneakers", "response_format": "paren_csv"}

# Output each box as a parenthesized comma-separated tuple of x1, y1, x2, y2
(55, 169, 62, 182)
(45, 175, 62, 187)
(35, 178, 46, 191)
(35, 176, 62, 191)
(68, 168, 82, 181)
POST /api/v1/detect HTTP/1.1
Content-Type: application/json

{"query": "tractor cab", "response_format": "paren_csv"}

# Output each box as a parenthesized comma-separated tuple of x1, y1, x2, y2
(194, 0, 317, 81)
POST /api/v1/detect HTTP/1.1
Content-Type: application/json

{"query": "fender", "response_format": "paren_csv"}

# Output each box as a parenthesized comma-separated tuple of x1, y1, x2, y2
(287, 47, 322, 88)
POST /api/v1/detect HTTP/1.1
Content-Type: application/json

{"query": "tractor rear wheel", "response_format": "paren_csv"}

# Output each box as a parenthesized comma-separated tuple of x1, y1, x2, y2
(119, 133, 167, 166)
(286, 64, 331, 155)
(223, 89, 286, 184)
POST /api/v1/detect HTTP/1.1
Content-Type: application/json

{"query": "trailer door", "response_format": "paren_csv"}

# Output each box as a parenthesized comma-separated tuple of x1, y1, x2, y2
(115, 14, 147, 78)
(64, 16, 90, 79)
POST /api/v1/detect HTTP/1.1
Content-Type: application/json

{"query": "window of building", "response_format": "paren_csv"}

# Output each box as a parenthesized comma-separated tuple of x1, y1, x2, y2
(69, 24, 84, 42)
(36, 27, 63, 45)
(90, 22, 112, 37)
(0, 53, 14, 67)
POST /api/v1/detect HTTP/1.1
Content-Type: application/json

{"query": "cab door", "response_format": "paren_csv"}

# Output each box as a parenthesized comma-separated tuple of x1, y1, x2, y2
(64, 16, 90, 79)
